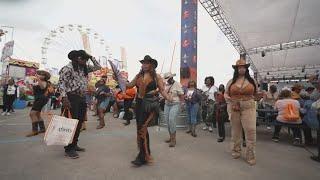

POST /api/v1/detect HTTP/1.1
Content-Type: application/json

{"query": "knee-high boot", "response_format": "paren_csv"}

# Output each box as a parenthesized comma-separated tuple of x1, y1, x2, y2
(38, 120, 46, 133)
(26, 122, 39, 137)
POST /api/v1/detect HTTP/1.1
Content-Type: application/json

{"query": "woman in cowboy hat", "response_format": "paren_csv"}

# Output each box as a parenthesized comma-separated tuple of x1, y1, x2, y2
(291, 83, 304, 100)
(126, 55, 173, 167)
(26, 70, 51, 137)
(224, 56, 259, 166)
(163, 72, 184, 147)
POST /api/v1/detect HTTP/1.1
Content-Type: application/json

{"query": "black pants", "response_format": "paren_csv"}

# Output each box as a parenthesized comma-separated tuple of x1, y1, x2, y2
(303, 128, 313, 144)
(123, 99, 133, 121)
(216, 109, 226, 138)
(64, 94, 87, 151)
(135, 98, 153, 162)
(3, 95, 15, 112)
(273, 124, 301, 139)
(217, 119, 225, 138)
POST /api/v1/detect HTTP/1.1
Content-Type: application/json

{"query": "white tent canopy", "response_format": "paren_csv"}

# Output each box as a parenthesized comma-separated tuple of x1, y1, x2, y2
(200, 0, 320, 80)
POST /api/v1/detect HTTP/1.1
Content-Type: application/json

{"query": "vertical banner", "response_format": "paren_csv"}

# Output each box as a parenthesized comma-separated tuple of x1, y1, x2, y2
(81, 33, 91, 54)
(180, 0, 197, 87)
(120, 47, 127, 71)
(1, 40, 14, 62)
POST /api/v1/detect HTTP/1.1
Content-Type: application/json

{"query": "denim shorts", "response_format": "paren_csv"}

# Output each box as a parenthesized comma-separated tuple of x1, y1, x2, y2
(99, 99, 110, 110)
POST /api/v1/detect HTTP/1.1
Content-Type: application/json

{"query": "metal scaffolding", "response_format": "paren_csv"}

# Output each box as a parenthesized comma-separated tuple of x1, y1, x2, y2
(247, 38, 320, 55)
(199, 0, 258, 72)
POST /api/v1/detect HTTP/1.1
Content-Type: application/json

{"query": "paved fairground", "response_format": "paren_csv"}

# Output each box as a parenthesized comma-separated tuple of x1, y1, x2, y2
(0, 108, 319, 180)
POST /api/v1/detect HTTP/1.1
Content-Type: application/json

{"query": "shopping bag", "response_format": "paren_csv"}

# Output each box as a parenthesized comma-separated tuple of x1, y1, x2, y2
(44, 110, 79, 146)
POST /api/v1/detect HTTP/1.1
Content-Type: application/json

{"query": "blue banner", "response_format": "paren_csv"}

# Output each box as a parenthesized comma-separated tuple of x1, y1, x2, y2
(180, 0, 197, 87)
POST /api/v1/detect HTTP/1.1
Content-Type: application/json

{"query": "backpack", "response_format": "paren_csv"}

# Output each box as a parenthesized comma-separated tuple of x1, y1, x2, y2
(283, 103, 300, 121)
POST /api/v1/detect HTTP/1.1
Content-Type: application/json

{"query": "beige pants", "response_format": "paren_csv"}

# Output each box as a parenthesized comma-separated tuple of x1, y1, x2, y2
(230, 99, 256, 152)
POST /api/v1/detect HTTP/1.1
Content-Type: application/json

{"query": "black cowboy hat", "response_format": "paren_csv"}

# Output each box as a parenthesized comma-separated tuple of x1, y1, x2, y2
(78, 50, 92, 60)
(68, 50, 80, 60)
(140, 55, 158, 68)
(68, 50, 91, 60)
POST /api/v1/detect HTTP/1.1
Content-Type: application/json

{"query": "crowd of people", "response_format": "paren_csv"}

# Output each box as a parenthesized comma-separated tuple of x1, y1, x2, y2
(1, 51, 319, 166)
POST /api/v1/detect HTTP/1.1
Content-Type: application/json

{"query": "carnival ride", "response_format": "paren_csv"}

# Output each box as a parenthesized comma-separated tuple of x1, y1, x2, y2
(41, 24, 112, 70)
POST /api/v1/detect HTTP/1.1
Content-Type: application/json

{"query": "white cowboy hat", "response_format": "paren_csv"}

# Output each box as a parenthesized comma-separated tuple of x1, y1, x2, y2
(163, 72, 176, 79)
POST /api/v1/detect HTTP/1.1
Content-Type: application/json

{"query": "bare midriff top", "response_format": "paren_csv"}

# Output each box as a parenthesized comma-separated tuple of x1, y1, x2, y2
(229, 83, 255, 101)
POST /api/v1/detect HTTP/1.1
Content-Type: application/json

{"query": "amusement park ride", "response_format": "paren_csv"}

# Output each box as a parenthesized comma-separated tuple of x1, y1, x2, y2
(40, 24, 126, 86)
(41, 24, 112, 69)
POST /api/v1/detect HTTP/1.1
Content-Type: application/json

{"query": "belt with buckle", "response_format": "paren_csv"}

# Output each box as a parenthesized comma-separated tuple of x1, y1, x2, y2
(68, 90, 85, 97)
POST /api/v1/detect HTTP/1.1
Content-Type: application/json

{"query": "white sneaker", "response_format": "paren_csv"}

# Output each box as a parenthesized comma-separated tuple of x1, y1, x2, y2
(1, 112, 6, 116)
(6, 112, 11, 116)
(208, 126, 213, 132)
(202, 126, 208, 131)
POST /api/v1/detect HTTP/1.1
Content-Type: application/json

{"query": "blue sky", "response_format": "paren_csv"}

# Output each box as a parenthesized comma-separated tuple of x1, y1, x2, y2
(0, 0, 238, 86)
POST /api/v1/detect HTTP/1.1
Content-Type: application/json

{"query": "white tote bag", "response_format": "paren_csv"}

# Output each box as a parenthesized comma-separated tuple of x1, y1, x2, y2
(44, 112, 79, 146)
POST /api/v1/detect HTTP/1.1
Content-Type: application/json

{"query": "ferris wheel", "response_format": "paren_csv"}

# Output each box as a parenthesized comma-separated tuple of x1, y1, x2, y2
(41, 24, 112, 70)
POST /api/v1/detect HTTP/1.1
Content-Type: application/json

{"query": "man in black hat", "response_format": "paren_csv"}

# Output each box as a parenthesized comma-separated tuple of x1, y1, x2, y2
(58, 50, 101, 159)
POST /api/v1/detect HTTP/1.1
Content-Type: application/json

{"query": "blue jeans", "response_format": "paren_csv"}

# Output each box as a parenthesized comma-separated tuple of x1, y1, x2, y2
(164, 103, 180, 134)
(186, 103, 199, 125)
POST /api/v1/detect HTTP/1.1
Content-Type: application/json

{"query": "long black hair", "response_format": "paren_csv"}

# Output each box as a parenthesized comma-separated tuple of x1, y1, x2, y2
(71, 60, 89, 77)
(229, 67, 257, 93)
(137, 67, 157, 81)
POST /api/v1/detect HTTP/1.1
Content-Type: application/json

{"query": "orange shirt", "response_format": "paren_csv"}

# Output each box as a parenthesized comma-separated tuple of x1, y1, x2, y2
(123, 87, 136, 100)
(116, 87, 136, 100)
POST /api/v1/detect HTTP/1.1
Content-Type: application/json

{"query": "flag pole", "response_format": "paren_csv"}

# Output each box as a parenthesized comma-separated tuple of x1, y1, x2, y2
(169, 42, 177, 73)
(160, 58, 165, 74)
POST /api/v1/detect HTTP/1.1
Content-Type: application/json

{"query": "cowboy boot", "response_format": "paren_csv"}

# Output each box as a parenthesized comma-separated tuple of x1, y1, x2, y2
(38, 120, 46, 133)
(186, 124, 192, 134)
(169, 132, 176, 147)
(246, 145, 256, 166)
(96, 119, 105, 129)
(191, 124, 197, 137)
(80, 122, 87, 131)
(165, 133, 172, 143)
(231, 141, 241, 159)
(123, 120, 130, 126)
(26, 122, 39, 137)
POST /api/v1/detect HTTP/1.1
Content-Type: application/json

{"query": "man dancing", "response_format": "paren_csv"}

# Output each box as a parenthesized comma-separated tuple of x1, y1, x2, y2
(58, 50, 101, 159)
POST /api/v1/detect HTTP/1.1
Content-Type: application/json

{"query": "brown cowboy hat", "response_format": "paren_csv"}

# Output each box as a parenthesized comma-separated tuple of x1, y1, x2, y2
(291, 83, 304, 91)
(140, 55, 158, 68)
(232, 59, 250, 69)
(36, 70, 51, 81)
